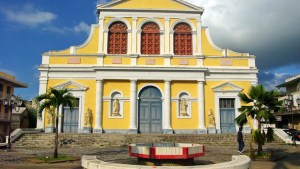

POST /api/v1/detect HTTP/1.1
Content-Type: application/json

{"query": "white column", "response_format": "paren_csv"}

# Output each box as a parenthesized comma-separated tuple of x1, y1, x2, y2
(103, 29, 109, 54)
(129, 80, 138, 133)
(160, 30, 165, 55)
(132, 17, 137, 54)
(93, 79, 103, 133)
(163, 80, 173, 133)
(196, 18, 202, 56)
(137, 30, 141, 54)
(169, 30, 174, 55)
(127, 30, 132, 55)
(198, 81, 206, 133)
(98, 17, 104, 54)
(36, 79, 47, 129)
(164, 18, 170, 55)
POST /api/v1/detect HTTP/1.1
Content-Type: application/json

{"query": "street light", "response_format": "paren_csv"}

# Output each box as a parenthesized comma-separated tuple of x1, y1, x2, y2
(3, 95, 22, 151)
(284, 94, 294, 129)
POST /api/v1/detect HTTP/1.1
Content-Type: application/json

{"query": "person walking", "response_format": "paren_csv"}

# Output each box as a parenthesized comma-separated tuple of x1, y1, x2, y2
(237, 127, 245, 154)
(292, 131, 297, 148)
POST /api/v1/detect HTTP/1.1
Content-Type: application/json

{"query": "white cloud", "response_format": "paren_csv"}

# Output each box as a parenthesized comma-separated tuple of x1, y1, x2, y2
(73, 22, 91, 34)
(0, 4, 57, 27)
(42, 22, 91, 35)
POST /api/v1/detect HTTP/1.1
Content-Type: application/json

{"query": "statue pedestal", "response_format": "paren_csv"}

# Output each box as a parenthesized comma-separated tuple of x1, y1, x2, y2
(45, 126, 55, 133)
(83, 127, 92, 133)
(208, 127, 217, 134)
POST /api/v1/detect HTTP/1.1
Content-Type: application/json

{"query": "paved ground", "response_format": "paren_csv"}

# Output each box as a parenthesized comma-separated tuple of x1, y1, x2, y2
(0, 144, 299, 169)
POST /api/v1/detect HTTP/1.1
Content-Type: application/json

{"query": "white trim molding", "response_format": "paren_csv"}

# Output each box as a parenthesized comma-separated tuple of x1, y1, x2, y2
(213, 82, 243, 133)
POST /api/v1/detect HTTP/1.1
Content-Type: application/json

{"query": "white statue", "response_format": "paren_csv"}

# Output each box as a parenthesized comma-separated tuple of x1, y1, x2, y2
(84, 108, 92, 127)
(180, 98, 189, 116)
(112, 99, 121, 116)
(208, 109, 215, 127)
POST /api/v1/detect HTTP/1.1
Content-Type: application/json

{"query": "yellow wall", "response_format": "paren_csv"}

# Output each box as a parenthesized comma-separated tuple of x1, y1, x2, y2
(49, 57, 97, 65)
(76, 27, 99, 54)
(137, 57, 164, 66)
(204, 58, 249, 67)
(137, 81, 165, 94)
(204, 81, 251, 128)
(171, 58, 197, 66)
(171, 81, 198, 129)
(102, 80, 131, 129)
(103, 57, 131, 65)
(202, 29, 223, 56)
(46, 79, 97, 127)
(110, 0, 191, 10)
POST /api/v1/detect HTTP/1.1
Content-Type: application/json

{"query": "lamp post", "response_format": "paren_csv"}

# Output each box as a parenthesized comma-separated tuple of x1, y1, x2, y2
(3, 95, 22, 151)
(284, 94, 294, 129)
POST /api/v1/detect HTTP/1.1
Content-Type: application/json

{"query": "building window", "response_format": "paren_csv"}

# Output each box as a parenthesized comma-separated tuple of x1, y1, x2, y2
(174, 23, 192, 55)
(0, 84, 3, 93)
(108, 22, 128, 54)
(141, 22, 160, 55)
(4, 106, 9, 120)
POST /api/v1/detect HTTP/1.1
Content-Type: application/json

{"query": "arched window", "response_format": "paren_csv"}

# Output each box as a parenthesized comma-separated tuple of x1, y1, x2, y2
(108, 22, 128, 54)
(141, 22, 160, 55)
(174, 23, 192, 55)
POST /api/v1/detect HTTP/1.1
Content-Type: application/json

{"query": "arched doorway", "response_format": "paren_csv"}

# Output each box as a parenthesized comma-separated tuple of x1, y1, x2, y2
(138, 86, 162, 133)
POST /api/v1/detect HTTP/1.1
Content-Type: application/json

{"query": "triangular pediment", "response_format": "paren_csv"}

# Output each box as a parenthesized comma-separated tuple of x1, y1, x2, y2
(54, 81, 88, 91)
(213, 82, 243, 92)
(98, 0, 204, 12)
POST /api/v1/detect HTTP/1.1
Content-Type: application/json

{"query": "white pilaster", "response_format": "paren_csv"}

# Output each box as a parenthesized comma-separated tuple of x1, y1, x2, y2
(169, 30, 174, 55)
(127, 30, 132, 54)
(36, 79, 48, 129)
(98, 17, 105, 54)
(132, 17, 138, 54)
(129, 80, 138, 133)
(196, 18, 202, 56)
(164, 18, 170, 55)
(137, 30, 141, 54)
(103, 29, 109, 54)
(93, 79, 103, 133)
(163, 80, 173, 134)
(198, 81, 206, 133)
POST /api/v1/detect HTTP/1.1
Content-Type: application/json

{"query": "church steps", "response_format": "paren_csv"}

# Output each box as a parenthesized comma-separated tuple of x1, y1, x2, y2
(13, 133, 285, 148)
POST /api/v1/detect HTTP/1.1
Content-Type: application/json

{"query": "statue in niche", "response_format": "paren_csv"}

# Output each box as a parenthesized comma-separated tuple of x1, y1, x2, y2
(208, 109, 216, 127)
(180, 98, 189, 116)
(47, 112, 54, 127)
(112, 99, 121, 116)
(84, 108, 92, 127)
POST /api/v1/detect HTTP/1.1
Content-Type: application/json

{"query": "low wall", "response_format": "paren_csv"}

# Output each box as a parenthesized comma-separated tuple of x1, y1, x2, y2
(82, 155, 251, 169)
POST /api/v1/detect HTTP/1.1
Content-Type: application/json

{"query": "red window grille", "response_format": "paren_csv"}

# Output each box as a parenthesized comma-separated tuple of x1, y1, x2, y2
(141, 22, 160, 55)
(108, 22, 128, 54)
(174, 23, 192, 55)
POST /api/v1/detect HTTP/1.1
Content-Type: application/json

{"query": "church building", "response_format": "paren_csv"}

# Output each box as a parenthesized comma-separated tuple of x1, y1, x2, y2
(37, 0, 258, 134)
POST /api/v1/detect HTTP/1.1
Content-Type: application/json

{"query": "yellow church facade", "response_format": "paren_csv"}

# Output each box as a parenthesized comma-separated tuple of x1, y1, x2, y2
(37, 0, 258, 134)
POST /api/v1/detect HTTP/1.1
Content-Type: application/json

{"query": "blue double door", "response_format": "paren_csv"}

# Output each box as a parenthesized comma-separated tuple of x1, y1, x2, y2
(138, 87, 162, 133)
(220, 99, 236, 133)
(62, 99, 79, 133)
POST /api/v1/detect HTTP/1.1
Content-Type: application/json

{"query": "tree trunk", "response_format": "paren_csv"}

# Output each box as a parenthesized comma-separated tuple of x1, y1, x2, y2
(257, 121, 263, 155)
(54, 108, 59, 158)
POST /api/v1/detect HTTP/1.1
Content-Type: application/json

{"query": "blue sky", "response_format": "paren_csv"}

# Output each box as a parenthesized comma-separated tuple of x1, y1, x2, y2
(0, 0, 299, 100)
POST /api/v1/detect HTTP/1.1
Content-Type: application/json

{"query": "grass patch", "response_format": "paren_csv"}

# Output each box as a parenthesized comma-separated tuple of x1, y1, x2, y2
(36, 155, 77, 163)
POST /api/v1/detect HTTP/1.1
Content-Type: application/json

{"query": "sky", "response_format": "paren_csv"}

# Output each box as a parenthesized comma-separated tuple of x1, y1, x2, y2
(0, 0, 299, 100)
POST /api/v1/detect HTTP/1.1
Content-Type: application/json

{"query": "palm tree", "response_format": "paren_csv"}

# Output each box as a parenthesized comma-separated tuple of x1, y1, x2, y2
(35, 88, 77, 158)
(235, 85, 282, 155)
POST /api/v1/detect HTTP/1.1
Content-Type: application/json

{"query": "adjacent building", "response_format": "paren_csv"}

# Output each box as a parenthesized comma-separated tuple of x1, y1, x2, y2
(276, 74, 300, 130)
(37, 0, 258, 134)
(0, 72, 27, 140)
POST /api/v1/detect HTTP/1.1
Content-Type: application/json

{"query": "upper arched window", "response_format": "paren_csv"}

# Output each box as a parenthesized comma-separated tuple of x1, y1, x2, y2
(108, 22, 128, 54)
(174, 23, 192, 55)
(141, 22, 160, 55)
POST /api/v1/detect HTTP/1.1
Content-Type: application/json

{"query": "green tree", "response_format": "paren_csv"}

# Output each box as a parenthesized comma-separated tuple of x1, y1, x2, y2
(235, 85, 282, 155)
(35, 88, 77, 158)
